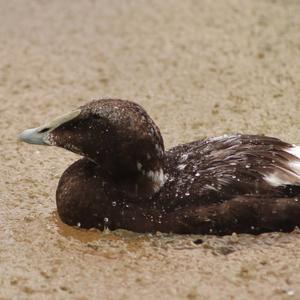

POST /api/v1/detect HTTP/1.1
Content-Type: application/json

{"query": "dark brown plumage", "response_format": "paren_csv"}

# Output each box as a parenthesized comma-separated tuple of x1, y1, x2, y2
(20, 99, 300, 234)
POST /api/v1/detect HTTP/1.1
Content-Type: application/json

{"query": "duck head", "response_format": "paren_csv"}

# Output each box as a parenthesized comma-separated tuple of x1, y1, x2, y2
(20, 99, 165, 192)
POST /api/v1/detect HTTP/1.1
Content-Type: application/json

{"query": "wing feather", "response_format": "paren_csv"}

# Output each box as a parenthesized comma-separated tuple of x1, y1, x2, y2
(162, 134, 300, 209)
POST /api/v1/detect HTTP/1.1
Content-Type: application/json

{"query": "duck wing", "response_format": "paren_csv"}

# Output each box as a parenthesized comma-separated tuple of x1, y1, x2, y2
(165, 196, 300, 234)
(160, 134, 300, 209)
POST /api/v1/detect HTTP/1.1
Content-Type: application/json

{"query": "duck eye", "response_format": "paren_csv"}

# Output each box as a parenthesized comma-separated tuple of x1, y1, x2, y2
(38, 127, 50, 133)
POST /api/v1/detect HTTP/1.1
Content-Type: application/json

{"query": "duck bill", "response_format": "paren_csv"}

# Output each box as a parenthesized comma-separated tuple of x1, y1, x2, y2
(19, 127, 50, 145)
(19, 109, 81, 146)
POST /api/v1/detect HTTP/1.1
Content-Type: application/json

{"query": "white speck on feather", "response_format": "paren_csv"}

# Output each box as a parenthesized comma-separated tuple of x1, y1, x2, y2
(137, 161, 143, 171)
(177, 164, 186, 170)
(208, 134, 231, 142)
(180, 153, 189, 162)
(204, 184, 219, 192)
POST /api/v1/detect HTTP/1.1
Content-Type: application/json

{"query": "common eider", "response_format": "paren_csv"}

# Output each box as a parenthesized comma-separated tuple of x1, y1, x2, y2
(20, 99, 300, 235)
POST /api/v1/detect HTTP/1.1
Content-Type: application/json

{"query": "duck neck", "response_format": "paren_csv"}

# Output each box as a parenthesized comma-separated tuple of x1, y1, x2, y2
(136, 163, 165, 194)
(104, 155, 166, 196)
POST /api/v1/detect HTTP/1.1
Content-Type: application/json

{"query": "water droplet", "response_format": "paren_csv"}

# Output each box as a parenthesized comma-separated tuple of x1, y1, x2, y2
(112, 201, 116, 206)
(180, 153, 189, 162)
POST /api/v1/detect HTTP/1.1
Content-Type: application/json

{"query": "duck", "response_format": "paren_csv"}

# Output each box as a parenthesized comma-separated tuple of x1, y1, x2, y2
(19, 99, 300, 235)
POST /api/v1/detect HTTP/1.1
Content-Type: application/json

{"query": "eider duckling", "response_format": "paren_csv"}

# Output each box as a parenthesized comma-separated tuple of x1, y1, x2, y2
(20, 99, 300, 235)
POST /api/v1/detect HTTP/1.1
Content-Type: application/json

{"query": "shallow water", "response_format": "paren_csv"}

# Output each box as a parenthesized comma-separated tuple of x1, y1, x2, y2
(1, 0, 300, 299)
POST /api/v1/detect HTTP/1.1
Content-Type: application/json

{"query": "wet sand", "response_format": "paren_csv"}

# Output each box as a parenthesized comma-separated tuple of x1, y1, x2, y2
(1, 0, 300, 299)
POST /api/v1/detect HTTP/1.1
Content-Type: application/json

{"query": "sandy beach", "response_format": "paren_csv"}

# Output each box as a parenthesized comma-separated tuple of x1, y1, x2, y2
(1, 0, 300, 299)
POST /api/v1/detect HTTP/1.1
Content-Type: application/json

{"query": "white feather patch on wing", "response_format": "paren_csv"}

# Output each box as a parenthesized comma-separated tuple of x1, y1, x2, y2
(264, 146, 300, 187)
(287, 146, 300, 176)
(264, 173, 295, 187)
(286, 145, 300, 159)
(289, 161, 300, 174)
